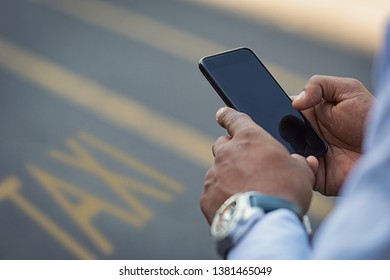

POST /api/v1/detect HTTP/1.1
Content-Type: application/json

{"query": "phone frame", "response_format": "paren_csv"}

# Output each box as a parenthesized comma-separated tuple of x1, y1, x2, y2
(198, 47, 328, 158)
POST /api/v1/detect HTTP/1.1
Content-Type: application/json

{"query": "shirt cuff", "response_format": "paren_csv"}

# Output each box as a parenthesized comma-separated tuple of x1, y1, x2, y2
(227, 208, 311, 259)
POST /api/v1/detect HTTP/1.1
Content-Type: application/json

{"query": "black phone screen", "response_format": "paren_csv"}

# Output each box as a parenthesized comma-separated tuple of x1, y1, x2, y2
(199, 47, 327, 157)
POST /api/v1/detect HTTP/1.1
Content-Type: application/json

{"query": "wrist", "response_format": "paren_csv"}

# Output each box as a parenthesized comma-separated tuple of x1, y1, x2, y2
(211, 191, 308, 258)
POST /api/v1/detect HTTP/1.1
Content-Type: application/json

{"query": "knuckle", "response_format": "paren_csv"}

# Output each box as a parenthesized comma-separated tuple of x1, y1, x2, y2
(225, 112, 247, 130)
(199, 193, 208, 216)
(347, 78, 364, 89)
(308, 74, 320, 81)
(218, 109, 249, 127)
(305, 75, 325, 90)
(212, 135, 230, 156)
(307, 74, 322, 85)
(204, 167, 215, 182)
(214, 144, 231, 160)
(215, 135, 228, 145)
(236, 125, 260, 140)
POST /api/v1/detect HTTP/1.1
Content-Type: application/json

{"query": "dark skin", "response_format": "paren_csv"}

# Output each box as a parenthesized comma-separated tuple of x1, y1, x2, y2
(201, 107, 315, 224)
(292, 75, 374, 196)
(201, 75, 374, 224)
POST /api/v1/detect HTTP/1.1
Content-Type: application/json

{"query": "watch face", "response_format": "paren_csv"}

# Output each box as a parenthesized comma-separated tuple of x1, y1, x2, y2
(210, 192, 267, 257)
(211, 194, 244, 240)
(214, 200, 236, 235)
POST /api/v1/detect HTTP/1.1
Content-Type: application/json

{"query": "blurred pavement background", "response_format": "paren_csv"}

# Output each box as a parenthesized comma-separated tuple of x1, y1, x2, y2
(0, 0, 389, 259)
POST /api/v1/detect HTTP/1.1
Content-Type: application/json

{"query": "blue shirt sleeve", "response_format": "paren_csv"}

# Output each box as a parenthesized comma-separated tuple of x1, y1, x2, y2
(228, 209, 311, 259)
(374, 21, 390, 93)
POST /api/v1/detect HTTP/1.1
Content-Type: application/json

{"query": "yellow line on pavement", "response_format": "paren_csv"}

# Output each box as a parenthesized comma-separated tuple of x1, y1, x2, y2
(46, 0, 308, 94)
(7, 0, 332, 219)
(44, 0, 331, 217)
(0, 0, 333, 218)
(0, 177, 96, 259)
(48, 0, 223, 66)
(0, 38, 214, 167)
(189, 0, 390, 55)
(0, 36, 331, 220)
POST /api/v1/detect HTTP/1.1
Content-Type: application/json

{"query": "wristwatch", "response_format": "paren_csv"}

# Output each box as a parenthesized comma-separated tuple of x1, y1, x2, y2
(210, 191, 304, 258)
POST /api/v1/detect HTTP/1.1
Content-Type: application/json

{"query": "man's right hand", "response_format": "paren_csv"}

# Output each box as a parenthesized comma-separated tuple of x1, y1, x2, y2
(292, 75, 374, 196)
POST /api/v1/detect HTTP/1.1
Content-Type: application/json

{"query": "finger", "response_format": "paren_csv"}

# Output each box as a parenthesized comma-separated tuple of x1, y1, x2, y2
(216, 107, 256, 137)
(292, 75, 360, 111)
(290, 153, 308, 163)
(212, 135, 231, 157)
(306, 156, 319, 174)
(290, 154, 319, 174)
(290, 154, 316, 182)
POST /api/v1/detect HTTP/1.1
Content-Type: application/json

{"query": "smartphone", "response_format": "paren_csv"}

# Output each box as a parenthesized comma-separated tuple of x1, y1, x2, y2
(199, 47, 327, 157)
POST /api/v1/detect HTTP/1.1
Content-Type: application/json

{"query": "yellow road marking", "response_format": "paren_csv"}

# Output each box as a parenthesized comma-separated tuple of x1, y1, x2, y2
(45, 0, 332, 217)
(0, 38, 214, 167)
(0, 0, 333, 219)
(188, 0, 390, 54)
(28, 164, 153, 254)
(46, 0, 308, 94)
(48, 0, 222, 65)
(0, 177, 96, 259)
(78, 132, 183, 192)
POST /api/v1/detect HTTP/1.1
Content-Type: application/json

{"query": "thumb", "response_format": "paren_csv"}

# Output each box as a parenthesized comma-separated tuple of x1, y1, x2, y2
(292, 75, 356, 111)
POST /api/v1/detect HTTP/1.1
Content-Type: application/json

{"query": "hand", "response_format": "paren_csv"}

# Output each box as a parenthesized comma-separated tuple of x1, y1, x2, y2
(292, 75, 374, 196)
(200, 107, 316, 224)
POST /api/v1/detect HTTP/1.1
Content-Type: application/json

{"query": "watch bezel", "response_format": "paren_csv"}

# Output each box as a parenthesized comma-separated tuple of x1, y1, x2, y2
(211, 192, 264, 240)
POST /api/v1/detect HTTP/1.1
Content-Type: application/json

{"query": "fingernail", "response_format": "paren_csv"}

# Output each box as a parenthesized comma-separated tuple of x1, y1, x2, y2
(216, 107, 227, 121)
(295, 91, 305, 101)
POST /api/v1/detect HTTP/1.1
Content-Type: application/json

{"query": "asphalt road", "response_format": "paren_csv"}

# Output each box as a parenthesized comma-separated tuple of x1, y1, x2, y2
(0, 0, 374, 259)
